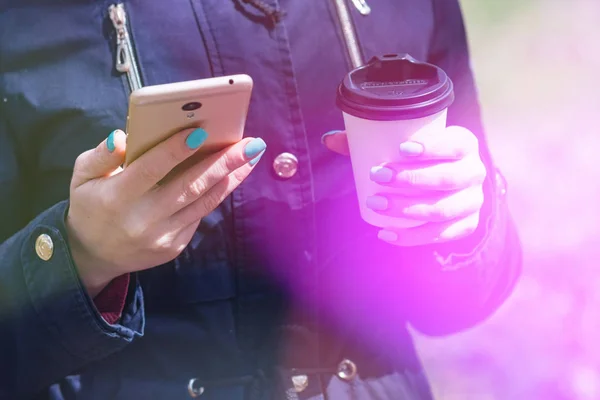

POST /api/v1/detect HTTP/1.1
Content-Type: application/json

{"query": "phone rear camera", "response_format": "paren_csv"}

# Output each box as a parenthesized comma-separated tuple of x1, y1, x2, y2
(182, 102, 202, 111)
(229, 79, 234, 85)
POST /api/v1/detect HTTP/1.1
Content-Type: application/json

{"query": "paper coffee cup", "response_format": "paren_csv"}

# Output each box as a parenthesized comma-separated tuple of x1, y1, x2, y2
(336, 54, 455, 229)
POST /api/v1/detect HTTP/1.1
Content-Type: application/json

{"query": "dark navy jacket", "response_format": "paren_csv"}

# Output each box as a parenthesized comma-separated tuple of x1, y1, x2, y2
(0, 1, 522, 399)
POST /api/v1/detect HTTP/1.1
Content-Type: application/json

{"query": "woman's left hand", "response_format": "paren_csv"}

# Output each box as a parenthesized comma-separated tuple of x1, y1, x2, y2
(322, 126, 487, 247)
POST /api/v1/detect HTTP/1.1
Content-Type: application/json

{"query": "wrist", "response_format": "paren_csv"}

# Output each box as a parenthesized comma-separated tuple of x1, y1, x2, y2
(65, 215, 117, 298)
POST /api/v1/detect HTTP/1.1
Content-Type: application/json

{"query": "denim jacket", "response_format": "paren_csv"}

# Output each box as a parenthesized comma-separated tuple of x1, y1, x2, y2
(0, 0, 521, 398)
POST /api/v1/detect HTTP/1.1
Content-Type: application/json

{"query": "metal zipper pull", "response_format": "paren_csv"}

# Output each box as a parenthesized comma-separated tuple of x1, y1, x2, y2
(350, 0, 371, 16)
(332, 0, 364, 68)
(109, 4, 131, 73)
(109, 4, 142, 93)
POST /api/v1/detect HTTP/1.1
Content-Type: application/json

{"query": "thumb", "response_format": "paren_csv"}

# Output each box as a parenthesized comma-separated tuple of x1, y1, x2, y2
(71, 129, 127, 188)
(321, 130, 350, 156)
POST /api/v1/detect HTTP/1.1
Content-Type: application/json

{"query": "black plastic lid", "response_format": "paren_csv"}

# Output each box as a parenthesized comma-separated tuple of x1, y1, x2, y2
(336, 54, 454, 121)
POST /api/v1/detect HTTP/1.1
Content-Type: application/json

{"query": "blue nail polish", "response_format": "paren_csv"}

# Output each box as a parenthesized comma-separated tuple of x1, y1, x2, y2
(370, 166, 394, 183)
(399, 141, 424, 156)
(249, 150, 265, 166)
(378, 230, 398, 242)
(186, 128, 208, 149)
(366, 195, 388, 211)
(107, 130, 116, 153)
(321, 130, 342, 145)
(244, 138, 267, 159)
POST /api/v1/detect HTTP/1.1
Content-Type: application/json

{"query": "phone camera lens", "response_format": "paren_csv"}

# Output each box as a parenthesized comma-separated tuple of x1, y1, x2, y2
(182, 102, 202, 111)
(229, 79, 234, 85)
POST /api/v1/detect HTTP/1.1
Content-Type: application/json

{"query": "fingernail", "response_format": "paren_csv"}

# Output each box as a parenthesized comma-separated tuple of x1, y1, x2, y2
(107, 130, 117, 153)
(244, 138, 267, 159)
(399, 141, 424, 156)
(186, 128, 208, 149)
(249, 150, 265, 166)
(366, 195, 389, 211)
(370, 166, 394, 183)
(378, 230, 398, 243)
(321, 130, 342, 145)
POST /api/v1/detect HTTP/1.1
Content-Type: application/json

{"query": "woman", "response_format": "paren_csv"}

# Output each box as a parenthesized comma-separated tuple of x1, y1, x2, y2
(0, 0, 521, 398)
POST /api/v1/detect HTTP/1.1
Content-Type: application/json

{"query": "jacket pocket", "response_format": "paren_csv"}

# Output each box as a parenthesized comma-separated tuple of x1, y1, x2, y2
(140, 212, 236, 308)
(173, 235, 236, 305)
(175, 210, 236, 304)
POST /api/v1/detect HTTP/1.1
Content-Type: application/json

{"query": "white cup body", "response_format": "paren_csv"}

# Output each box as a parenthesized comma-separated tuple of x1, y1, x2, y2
(342, 109, 448, 228)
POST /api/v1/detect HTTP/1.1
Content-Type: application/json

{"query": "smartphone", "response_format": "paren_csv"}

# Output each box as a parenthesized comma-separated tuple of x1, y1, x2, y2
(124, 74, 253, 166)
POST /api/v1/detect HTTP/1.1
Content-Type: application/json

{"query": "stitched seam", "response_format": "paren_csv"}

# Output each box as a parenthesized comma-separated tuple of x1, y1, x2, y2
(192, 0, 226, 77)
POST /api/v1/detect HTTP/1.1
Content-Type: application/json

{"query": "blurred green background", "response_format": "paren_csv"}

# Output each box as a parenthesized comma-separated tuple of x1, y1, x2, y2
(416, 0, 600, 399)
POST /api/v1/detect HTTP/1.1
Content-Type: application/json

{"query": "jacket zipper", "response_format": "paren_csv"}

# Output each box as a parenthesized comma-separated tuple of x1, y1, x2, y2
(332, 0, 369, 69)
(108, 1, 366, 86)
(109, 3, 143, 93)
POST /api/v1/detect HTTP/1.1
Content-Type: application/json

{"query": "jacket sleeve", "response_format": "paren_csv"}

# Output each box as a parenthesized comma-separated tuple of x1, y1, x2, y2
(0, 111, 144, 399)
(390, 0, 523, 336)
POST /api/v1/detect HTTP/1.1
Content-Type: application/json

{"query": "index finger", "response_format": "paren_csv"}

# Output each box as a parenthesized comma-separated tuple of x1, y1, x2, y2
(121, 127, 208, 196)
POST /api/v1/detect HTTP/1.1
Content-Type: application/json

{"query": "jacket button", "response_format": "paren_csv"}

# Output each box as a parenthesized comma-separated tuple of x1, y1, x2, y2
(291, 374, 309, 393)
(35, 234, 54, 261)
(337, 359, 358, 382)
(273, 152, 298, 178)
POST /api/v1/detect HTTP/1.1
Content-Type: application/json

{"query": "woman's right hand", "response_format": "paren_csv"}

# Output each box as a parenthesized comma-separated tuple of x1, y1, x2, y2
(66, 128, 266, 297)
